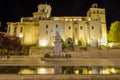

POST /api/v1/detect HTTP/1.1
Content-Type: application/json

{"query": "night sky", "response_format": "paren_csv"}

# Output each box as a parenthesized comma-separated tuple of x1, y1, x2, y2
(0, 0, 120, 31)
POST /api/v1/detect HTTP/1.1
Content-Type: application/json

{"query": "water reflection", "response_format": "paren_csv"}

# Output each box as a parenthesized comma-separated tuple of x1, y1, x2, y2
(0, 66, 120, 75)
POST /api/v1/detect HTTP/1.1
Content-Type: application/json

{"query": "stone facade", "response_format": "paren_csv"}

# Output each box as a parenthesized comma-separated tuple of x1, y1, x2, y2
(7, 22, 39, 45)
(7, 3, 107, 47)
(29, 47, 54, 57)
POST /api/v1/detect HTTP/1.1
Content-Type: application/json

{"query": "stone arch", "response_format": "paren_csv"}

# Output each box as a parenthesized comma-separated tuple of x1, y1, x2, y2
(65, 38, 73, 47)
(78, 40, 82, 46)
(78, 38, 86, 47)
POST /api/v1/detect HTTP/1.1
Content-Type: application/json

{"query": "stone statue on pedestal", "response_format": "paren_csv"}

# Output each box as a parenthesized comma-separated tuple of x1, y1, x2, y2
(54, 26, 62, 57)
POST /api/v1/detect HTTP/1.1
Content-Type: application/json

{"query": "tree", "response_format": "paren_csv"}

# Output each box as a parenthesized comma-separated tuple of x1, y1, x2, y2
(0, 32, 22, 57)
(108, 21, 120, 42)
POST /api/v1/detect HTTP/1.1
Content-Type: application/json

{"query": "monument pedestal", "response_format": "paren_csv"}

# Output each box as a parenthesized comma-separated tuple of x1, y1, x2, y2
(54, 28, 62, 58)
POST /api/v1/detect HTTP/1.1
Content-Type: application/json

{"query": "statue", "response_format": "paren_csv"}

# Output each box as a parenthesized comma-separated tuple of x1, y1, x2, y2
(54, 26, 62, 57)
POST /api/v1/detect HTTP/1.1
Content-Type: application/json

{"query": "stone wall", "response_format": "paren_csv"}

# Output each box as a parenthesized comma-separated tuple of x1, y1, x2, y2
(0, 74, 120, 80)
(29, 47, 54, 57)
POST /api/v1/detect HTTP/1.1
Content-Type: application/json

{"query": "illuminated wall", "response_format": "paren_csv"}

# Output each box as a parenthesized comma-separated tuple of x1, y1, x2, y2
(7, 3, 107, 46)
(33, 4, 52, 20)
(39, 20, 65, 46)
(87, 4, 107, 45)
(7, 22, 39, 45)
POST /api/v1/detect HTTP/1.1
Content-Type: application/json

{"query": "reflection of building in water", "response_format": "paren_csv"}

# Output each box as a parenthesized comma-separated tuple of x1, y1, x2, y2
(18, 66, 120, 75)
(7, 3, 107, 47)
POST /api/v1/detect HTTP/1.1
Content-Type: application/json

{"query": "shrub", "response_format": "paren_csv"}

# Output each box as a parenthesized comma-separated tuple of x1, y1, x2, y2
(65, 54, 71, 58)
(44, 53, 51, 58)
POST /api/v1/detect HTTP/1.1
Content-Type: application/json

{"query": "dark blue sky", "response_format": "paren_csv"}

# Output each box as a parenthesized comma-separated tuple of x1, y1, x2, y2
(0, 0, 120, 30)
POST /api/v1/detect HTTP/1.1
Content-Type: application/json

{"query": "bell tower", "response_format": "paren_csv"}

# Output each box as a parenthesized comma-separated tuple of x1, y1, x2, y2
(33, 3, 52, 20)
(87, 3, 107, 46)
(87, 3, 106, 23)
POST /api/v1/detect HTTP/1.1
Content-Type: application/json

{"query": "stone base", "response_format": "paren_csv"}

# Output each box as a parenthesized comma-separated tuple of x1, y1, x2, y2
(101, 46, 107, 50)
(74, 45, 80, 51)
(29, 47, 54, 57)
(53, 55, 62, 58)
(87, 46, 98, 51)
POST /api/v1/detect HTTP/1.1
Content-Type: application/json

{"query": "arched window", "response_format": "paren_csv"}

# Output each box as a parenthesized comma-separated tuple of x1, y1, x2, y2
(66, 38, 73, 46)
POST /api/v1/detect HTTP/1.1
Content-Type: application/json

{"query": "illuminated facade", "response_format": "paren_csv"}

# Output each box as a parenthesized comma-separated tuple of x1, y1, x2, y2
(3, 4, 120, 80)
(7, 3, 107, 46)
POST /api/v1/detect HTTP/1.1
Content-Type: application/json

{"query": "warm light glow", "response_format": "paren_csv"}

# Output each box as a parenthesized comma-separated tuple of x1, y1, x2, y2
(110, 68, 116, 73)
(52, 42, 55, 46)
(88, 18, 91, 21)
(19, 33, 23, 38)
(78, 18, 82, 21)
(73, 18, 77, 21)
(19, 69, 36, 74)
(37, 67, 54, 74)
(69, 19, 72, 21)
(74, 70, 79, 74)
(100, 38, 107, 46)
(65, 19, 68, 21)
(108, 42, 113, 48)
(75, 39, 78, 45)
(37, 68, 46, 74)
(88, 70, 92, 74)
(102, 68, 110, 74)
(87, 39, 91, 44)
(39, 40, 48, 46)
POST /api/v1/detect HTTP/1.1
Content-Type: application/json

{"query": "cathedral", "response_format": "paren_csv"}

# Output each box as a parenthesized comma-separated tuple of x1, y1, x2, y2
(7, 3, 107, 47)
(2, 3, 120, 79)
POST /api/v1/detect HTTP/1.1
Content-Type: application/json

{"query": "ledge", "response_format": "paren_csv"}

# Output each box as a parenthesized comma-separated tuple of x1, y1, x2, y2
(0, 74, 120, 80)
